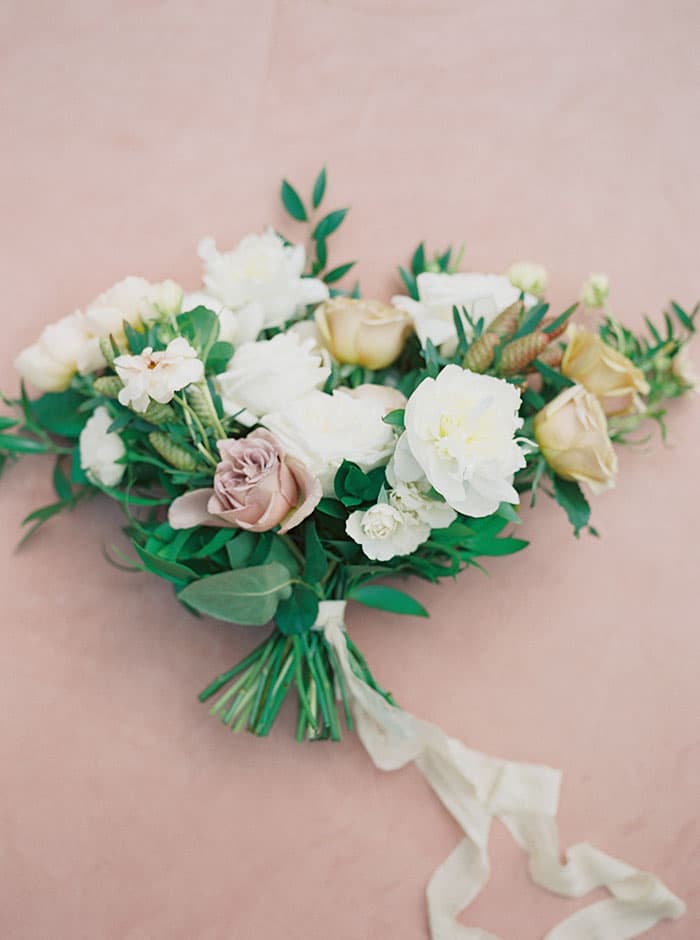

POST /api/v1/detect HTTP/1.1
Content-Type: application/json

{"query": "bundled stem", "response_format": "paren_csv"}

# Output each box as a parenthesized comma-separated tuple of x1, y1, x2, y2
(198, 627, 395, 741)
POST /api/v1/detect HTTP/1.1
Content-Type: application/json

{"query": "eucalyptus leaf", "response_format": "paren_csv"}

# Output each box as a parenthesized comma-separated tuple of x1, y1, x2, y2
(179, 562, 293, 625)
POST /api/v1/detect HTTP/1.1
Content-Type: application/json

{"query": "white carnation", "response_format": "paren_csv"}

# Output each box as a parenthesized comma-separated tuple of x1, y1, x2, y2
(262, 389, 396, 495)
(198, 229, 329, 329)
(392, 271, 535, 354)
(346, 503, 429, 561)
(217, 332, 330, 426)
(115, 337, 204, 413)
(394, 365, 526, 517)
(79, 406, 126, 487)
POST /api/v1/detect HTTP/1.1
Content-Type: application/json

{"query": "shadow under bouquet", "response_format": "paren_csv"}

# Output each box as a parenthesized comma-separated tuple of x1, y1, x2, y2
(2, 170, 694, 939)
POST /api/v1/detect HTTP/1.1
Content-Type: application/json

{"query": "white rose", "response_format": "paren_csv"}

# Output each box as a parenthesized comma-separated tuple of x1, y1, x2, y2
(506, 261, 548, 297)
(198, 228, 329, 329)
(262, 389, 396, 495)
(181, 291, 264, 348)
(79, 406, 126, 487)
(115, 337, 204, 413)
(15, 313, 92, 392)
(346, 503, 429, 561)
(392, 271, 536, 354)
(394, 365, 526, 517)
(217, 332, 330, 426)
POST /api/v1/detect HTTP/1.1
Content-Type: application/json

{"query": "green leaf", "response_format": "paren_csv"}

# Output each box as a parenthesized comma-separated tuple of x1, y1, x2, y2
(467, 536, 529, 557)
(334, 460, 385, 507)
(533, 358, 575, 389)
(411, 242, 426, 276)
(123, 320, 149, 354)
(0, 434, 49, 454)
(399, 266, 418, 300)
(275, 583, 319, 635)
(382, 408, 405, 429)
(304, 521, 327, 583)
(453, 306, 469, 357)
(552, 475, 590, 536)
(671, 301, 695, 332)
(317, 497, 346, 519)
(176, 306, 220, 359)
(315, 239, 328, 270)
(312, 167, 327, 210)
(70, 446, 90, 484)
(263, 535, 302, 577)
(543, 303, 577, 335)
(644, 316, 662, 344)
(313, 208, 348, 241)
(134, 544, 197, 584)
(281, 179, 308, 221)
(179, 562, 293, 625)
(349, 584, 428, 618)
(52, 459, 73, 502)
(423, 339, 440, 378)
(188, 527, 236, 559)
(31, 390, 86, 438)
(0, 416, 18, 430)
(226, 530, 258, 568)
(206, 341, 234, 374)
(512, 302, 550, 339)
(324, 261, 356, 284)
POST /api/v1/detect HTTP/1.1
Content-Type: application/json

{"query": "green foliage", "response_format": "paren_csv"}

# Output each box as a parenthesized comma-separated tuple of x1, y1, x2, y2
(31, 390, 86, 438)
(281, 179, 308, 221)
(349, 584, 428, 617)
(313, 209, 348, 241)
(312, 167, 327, 209)
(334, 460, 385, 508)
(382, 408, 405, 429)
(551, 475, 591, 537)
(176, 306, 220, 360)
(275, 583, 319, 635)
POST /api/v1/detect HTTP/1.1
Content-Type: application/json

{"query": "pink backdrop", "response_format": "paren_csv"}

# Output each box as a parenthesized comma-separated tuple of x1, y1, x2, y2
(1, 2, 698, 938)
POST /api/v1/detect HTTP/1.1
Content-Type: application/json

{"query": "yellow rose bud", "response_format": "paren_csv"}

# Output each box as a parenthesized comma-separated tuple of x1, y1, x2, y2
(534, 384, 618, 493)
(580, 273, 609, 308)
(315, 298, 413, 370)
(561, 325, 650, 416)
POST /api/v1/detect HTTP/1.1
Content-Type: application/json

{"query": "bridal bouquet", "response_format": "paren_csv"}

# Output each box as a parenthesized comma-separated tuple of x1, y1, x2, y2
(2, 170, 693, 938)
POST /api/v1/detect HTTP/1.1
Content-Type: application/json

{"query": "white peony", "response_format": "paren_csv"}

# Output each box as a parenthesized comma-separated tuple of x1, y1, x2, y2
(115, 337, 204, 413)
(15, 313, 92, 392)
(392, 271, 535, 353)
(181, 291, 263, 349)
(217, 332, 330, 426)
(79, 406, 126, 487)
(15, 277, 185, 390)
(198, 229, 329, 329)
(393, 365, 526, 517)
(346, 503, 429, 561)
(262, 389, 397, 495)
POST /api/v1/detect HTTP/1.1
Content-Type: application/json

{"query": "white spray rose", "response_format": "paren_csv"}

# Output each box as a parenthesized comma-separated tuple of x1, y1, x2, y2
(218, 332, 330, 426)
(392, 271, 535, 354)
(580, 273, 609, 309)
(198, 229, 329, 329)
(115, 337, 204, 413)
(506, 261, 548, 297)
(262, 389, 396, 495)
(393, 365, 525, 517)
(346, 503, 429, 561)
(79, 406, 126, 487)
(181, 291, 263, 349)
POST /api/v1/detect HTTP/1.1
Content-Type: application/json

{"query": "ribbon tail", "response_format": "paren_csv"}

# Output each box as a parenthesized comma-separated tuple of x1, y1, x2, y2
(320, 613, 685, 940)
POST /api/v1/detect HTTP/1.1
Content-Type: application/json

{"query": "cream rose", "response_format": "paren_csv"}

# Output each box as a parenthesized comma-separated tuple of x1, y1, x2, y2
(217, 332, 330, 425)
(168, 429, 321, 534)
(392, 365, 525, 517)
(534, 384, 618, 493)
(262, 389, 396, 495)
(79, 406, 126, 487)
(315, 297, 413, 369)
(198, 229, 329, 329)
(115, 338, 204, 413)
(392, 271, 536, 353)
(561, 326, 650, 416)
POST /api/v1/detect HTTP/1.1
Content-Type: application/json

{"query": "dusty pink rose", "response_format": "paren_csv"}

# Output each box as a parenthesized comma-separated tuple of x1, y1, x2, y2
(168, 429, 321, 534)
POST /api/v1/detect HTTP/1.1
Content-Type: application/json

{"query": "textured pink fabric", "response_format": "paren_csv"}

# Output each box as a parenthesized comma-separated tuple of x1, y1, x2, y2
(1, 2, 698, 938)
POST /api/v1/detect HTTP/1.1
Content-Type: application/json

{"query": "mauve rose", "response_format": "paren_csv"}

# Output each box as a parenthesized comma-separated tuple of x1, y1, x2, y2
(168, 429, 321, 534)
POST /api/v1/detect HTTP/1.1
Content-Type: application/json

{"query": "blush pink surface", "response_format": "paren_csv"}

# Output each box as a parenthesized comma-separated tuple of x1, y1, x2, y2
(1, 2, 698, 938)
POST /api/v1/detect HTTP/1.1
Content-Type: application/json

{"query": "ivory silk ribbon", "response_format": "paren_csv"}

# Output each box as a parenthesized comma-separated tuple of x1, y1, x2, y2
(314, 601, 685, 940)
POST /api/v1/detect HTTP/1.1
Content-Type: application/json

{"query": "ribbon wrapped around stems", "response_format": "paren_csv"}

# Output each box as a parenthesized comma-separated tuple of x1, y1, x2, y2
(315, 601, 685, 940)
